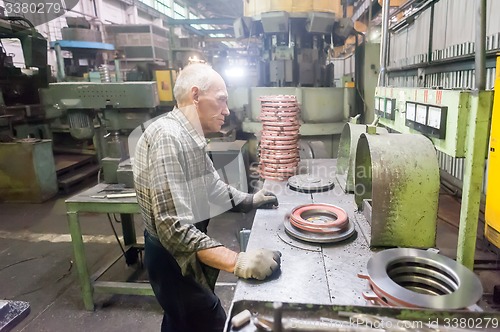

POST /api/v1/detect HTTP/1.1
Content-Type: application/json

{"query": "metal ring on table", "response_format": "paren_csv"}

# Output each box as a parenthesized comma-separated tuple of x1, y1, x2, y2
(359, 248, 483, 309)
(284, 213, 355, 244)
(289, 203, 349, 232)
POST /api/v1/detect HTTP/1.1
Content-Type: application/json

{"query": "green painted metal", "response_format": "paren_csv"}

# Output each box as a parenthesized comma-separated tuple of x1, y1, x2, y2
(375, 87, 469, 157)
(40, 82, 160, 111)
(336, 123, 387, 192)
(121, 214, 139, 265)
(355, 133, 440, 248)
(457, 91, 494, 269)
(0, 140, 57, 203)
(94, 281, 154, 296)
(355, 43, 380, 124)
(65, 184, 146, 310)
(67, 211, 94, 311)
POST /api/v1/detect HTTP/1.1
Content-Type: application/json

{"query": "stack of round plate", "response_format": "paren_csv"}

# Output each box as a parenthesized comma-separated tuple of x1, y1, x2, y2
(258, 95, 300, 181)
(284, 203, 355, 243)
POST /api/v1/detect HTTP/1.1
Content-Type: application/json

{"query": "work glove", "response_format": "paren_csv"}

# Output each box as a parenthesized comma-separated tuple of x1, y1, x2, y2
(234, 249, 282, 280)
(252, 189, 279, 209)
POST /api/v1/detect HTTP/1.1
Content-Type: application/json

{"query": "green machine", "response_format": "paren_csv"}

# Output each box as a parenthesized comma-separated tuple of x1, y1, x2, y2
(40, 82, 161, 186)
(0, 16, 58, 137)
(0, 17, 61, 202)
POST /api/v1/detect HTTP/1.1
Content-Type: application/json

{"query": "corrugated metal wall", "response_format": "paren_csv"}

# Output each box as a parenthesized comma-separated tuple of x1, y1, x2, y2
(330, 0, 499, 190)
(387, 0, 500, 191)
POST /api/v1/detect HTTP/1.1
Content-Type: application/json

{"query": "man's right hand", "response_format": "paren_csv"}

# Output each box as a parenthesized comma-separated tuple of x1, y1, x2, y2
(234, 249, 281, 280)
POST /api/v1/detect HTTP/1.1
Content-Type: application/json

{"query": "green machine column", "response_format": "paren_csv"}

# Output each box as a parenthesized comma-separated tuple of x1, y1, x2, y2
(457, 0, 493, 269)
(457, 90, 493, 268)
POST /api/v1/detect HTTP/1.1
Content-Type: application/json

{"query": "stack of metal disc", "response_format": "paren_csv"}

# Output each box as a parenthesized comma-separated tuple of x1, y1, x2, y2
(284, 203, 355, 243)
(258, 95, 300, 181)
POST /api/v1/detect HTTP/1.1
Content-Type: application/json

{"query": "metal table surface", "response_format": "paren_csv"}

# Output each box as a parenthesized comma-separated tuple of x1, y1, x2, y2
(65, 183, 153, 311)
(233, 159, 373, 306)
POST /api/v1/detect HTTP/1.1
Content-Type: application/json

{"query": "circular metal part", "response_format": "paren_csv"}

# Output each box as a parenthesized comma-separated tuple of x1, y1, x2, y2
(288, 174, 335, 193)
(289, 204, 349, 232)
(284, 216, 355, 243)
(363, 248, 483, 309)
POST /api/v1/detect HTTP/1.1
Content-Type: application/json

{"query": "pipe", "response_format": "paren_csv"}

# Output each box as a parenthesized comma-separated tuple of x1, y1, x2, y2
(379, 0, 390, 86)
(475, 0, 486, 90)
(367, 0, 373, 41)
(427, 3, 435, 63)
(54, 43, 66, 82)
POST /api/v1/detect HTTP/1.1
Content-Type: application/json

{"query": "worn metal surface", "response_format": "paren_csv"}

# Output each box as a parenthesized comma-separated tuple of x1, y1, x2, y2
(287, 174, 335, 193)
(65, 183, 143, 310)
(0, 300, 30, 332)
(311, 160, 373, 306)
(40, 82, 160, 110)
(0, 140, 57, 203)
(336, 123, 387, 192)
(225, 300, 500, 332)
(234, 160, 373, 306)
(375, 87, 469, 158)
(233, 202, 332, 305)
(457, 91, 494, 268)
(355, 134, 440, 248)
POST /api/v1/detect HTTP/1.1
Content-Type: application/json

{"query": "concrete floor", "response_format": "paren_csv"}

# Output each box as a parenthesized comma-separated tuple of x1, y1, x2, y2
(1, 184, 500, 331)
(0, 180, 255, 332)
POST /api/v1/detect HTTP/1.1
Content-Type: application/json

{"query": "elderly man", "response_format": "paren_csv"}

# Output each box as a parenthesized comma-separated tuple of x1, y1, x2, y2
(133, 63, 281, 332)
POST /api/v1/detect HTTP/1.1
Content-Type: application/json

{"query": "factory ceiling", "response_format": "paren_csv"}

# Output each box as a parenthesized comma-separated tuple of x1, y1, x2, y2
(186, 0, 243, 19)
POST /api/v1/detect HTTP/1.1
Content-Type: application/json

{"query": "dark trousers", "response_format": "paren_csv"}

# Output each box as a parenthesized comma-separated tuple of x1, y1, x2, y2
(144, 230, 226, 332)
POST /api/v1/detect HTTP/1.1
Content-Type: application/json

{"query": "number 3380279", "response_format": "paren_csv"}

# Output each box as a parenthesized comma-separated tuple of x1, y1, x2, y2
(5, 2, 62, 15)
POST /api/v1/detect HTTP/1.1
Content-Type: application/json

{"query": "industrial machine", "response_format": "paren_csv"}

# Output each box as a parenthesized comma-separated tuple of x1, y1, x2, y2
(53, 17, 114, 81)
(0, 16, 55, 138)
(40, 81, 162, 187)
(105, 24, 177, 109)
(44, 20, 178, 190)
(228, 0, 363, 159)
(0, 16, 59, 202)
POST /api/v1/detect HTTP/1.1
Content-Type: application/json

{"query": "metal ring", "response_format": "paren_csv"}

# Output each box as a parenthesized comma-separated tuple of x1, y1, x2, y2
(284, 215, 355, 243)
(289, 204, 349, 232)
(362, 248, 483, 309)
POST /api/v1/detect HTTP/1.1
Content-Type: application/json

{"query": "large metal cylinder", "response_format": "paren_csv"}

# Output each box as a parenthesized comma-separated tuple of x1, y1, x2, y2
(354, 133, 439, 248)
(336, 123, 387, 192)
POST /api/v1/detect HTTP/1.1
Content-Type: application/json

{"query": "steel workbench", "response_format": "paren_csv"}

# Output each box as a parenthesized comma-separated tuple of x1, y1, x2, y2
(233, 159, 374, 306)
(65, 183, 153, 311)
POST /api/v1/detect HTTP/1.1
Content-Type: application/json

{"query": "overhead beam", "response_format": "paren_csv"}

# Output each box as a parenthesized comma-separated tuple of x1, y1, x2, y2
(203, 37, 238, 42)
(199, 28, 234, 35)
(166, 18, 235, 25)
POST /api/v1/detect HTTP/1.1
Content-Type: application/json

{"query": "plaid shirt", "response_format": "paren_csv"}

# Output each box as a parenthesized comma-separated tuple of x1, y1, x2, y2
(133, 108, 251, 289)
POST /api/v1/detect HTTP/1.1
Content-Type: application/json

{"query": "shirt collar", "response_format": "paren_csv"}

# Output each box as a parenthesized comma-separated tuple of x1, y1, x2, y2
(170, 107, 207, 149)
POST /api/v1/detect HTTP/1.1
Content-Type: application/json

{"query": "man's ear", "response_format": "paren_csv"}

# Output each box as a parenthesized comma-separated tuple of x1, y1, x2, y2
(192, 86, 199, 105)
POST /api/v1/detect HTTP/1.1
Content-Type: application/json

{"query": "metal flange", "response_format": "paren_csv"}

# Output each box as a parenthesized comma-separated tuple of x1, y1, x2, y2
(287, 174, 335, 193)
(359, 248, 483, 309)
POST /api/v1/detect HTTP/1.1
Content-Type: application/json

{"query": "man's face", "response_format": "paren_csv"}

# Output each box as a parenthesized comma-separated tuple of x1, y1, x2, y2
(196, 74, 230, 134)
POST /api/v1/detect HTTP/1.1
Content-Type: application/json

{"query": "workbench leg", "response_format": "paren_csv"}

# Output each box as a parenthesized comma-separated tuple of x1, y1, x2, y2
(120, 214, 138, 265)
(67, 211, 94, 311)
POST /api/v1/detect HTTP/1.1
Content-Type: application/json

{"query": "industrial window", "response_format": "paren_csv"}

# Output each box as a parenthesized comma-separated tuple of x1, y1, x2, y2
(173, 1, 187, 18)
(154, 1, 171, 15)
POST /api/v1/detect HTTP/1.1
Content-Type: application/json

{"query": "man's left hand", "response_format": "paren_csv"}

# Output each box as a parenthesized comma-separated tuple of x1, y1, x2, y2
(253, 190, 278, 209)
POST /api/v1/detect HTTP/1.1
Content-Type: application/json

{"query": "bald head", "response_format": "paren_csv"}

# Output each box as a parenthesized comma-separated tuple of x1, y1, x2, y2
(172, 64, 230, 134)
(174, 63, 222, 106)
